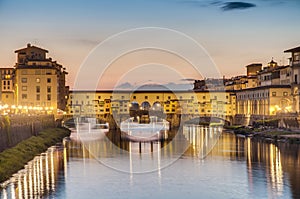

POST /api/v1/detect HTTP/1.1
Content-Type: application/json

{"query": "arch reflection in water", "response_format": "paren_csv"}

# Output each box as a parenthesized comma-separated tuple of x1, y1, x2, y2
(183, 125, 222, 158)
(0, 145, 65, 199)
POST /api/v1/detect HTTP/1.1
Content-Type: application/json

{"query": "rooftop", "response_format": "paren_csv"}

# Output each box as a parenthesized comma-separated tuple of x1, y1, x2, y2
(284, 46, 300, 53)
(14, 43, 49, 53)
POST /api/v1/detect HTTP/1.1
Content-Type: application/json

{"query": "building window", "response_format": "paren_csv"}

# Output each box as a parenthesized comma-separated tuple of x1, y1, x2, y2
(283, 92, 288, 96)
(98, 96, 101, 99)
(272, 92, 276, 97)
(36, 94, 40, 101)
(145, 96, 148, 100)
(36, 78, 40, 83)
(168, 96, 171, 100)
(35, 70, 41, 75)
(121, 96, 125, 99)
(36, 86, 40, 93)
(47, 94, 51, 101)
(21, 78, 27, 83)
(47, 86, 51, 93)
(22, 86, 27, 91)
(133, 96, 136, 100)
(21, 70, 27, 75)
(156, 96, 159, 100)
(22, 94, 27, 99)
(47, 78, 51, 83)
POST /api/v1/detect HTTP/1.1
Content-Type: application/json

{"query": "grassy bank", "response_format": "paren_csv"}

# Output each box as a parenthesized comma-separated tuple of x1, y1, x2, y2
(0, 127, 70, 183)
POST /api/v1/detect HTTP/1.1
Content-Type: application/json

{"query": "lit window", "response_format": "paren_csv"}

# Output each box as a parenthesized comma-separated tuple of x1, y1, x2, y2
(272, 92, 276, 97)
(22, 86, 27, 91)
(21, 78, 27, 83)
(36, 78, 40, 83)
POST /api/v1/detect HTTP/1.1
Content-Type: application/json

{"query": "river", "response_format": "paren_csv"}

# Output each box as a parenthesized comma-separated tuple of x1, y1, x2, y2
(1, 126, 300, 199)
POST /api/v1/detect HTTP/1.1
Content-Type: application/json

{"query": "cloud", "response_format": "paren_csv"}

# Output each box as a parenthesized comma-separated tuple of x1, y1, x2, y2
(221, 2, 256, 11)
(177, 0, 209, 7)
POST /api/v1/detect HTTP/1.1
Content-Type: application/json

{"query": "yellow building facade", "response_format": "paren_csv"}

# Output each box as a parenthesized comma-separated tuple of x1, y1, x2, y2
(236, 85, 292, 116)
(67, 90, 236, 122)
(12, 44, 68, 113)
(0, 68, 14, 105)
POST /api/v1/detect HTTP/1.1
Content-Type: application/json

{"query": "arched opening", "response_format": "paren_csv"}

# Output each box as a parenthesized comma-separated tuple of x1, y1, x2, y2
(152, 101, 162, 111)
(141, 101, 151, 110)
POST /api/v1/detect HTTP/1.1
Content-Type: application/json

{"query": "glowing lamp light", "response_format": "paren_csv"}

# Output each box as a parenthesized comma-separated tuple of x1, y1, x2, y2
(11, 105, 16, 109)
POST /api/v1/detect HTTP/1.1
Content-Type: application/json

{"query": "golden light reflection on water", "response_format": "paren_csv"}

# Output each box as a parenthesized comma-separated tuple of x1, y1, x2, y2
(0, 145, 64, 199)
(1, 129, 300, 199)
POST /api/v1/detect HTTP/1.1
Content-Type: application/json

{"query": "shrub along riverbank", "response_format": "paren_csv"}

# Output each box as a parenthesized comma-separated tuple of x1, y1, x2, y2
(0, 127, 70, 183)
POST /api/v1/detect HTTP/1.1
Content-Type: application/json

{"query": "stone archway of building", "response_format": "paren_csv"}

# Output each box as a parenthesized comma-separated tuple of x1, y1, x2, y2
(141, 101, 151, 110)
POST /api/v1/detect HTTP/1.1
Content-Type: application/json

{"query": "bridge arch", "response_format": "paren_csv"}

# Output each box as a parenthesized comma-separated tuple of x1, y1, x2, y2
(141, 101, 151, 110)
(152, 101, 163, 111)
(129, 101, 140, 111)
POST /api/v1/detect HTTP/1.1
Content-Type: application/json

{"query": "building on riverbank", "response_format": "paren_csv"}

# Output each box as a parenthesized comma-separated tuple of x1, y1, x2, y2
(0, 44, 69, 114)
(67, 90, 236, 124)
(0, 68, 14, 105)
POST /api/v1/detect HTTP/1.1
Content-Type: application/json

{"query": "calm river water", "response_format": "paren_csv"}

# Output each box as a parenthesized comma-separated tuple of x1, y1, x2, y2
(1, 127, 300, 199)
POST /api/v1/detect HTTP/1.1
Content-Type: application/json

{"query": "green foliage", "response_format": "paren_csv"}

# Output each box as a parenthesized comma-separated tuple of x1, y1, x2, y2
(0, 128, 70, 183)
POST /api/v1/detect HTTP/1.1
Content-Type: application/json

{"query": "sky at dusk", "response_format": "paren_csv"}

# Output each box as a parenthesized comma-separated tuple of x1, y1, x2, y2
(0, 0, 299, 89)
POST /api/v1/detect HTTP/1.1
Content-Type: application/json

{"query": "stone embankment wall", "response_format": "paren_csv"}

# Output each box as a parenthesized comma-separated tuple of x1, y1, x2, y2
(0, 115, 55, 152)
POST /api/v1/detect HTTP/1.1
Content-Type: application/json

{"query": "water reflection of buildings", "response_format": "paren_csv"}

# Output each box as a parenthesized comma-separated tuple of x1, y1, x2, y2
(183, 125, 222, 158)
(0, 146, 65, 199)
(183, 127, 300, 198)
(208, 133, 300, 199)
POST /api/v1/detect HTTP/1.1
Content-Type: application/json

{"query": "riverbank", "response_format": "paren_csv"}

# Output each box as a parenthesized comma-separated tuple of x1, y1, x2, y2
(0, 127, 70, 183)
(226, 126, 300, 144)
